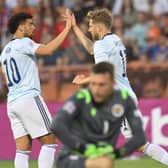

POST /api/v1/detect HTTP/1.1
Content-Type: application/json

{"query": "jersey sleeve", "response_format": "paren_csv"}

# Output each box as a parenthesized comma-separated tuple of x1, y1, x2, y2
(118, 96, 146, 156)
(22, 38, 40, 55)
(50, 93, 86, 150)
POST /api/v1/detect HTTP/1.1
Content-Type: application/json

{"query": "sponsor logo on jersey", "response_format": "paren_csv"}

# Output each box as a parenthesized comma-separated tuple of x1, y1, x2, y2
(111, 104, 124, 117)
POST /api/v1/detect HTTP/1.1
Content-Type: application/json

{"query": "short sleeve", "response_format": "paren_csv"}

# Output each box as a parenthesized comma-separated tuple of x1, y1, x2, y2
(22, 38, 40, 55)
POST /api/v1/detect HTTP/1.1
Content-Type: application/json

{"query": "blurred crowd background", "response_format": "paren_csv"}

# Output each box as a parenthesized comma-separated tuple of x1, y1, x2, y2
(0, 0, 168, 102)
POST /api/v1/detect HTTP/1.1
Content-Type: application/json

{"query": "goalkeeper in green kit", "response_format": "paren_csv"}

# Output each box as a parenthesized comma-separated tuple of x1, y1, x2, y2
(50, 62, 146, 168)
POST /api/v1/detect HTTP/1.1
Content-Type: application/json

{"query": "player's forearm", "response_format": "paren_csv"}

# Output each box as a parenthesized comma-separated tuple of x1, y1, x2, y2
(73, 25, 93, 55)
(46, 26, 70, 54)
(117, 119, 146, 157)
(35, 27, 71, 56)
(50, 111, 85, 150)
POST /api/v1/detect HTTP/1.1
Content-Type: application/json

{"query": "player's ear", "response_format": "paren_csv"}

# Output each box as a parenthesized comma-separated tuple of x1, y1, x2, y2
(18, 24, 24, 33)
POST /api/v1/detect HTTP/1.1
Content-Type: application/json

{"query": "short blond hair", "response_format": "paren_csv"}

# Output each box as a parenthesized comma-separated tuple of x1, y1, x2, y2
(87, 8, 113, 30)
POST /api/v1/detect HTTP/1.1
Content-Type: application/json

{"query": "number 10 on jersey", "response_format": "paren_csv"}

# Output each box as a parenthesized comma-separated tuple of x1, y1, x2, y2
(3, 57, 21, 87)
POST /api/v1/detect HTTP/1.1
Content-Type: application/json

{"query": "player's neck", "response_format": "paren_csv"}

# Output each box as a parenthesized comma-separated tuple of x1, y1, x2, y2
(13, 32, 25, 39)
(100, 30, 111, 39)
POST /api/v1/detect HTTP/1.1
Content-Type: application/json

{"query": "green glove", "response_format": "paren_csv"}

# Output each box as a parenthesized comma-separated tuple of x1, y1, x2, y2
(97, 145, 114, 157)
(84, 144, 115, 159)
(84, 144, 97, 158)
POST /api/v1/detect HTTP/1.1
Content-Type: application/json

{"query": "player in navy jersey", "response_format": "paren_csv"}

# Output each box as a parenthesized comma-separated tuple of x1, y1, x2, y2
(0, 11, 72, 168)
(71, 8, 168, 165)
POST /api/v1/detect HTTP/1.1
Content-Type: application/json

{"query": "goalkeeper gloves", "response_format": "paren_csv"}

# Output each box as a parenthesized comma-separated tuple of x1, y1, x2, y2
(96, 145, 115, 159)
(81, 144, 115, 159)
(84, 144, 97, 158)
(77, 142, 124, 159)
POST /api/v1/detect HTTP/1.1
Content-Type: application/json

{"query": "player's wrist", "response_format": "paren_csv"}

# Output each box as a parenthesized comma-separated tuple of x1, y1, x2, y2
(72, 24, 78, 29)
(75, 142, 86, 153)
(113, 149, 123, 159)
(79, 144, 87, 153)
(65, 25, 71, 31)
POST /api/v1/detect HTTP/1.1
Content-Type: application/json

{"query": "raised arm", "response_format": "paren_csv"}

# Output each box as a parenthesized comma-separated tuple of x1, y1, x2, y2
(35, 9, 72, 56)
(72, 14, 94, 55)
(72, 74, 91, 85)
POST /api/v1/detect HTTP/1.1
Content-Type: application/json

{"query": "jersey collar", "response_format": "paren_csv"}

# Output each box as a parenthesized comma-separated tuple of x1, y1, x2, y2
(102, 33, 113, 40)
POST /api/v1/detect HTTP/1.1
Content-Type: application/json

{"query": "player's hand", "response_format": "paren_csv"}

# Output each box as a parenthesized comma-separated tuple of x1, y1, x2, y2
(72, 74, 86, 85)
(72, 13, 77, 28)
(84, 144, 115, 159)
(65, 8, 72, 29)
(96, 145, 115, 158)
(61, 8, 72, 30)
(84, 144, 97, 158)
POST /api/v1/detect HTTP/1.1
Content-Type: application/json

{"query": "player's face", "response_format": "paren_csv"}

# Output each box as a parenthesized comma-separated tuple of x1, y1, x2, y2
(88, 19, 100, 40)
(23, 19, 36, 38)
(89, 72, 115, 103)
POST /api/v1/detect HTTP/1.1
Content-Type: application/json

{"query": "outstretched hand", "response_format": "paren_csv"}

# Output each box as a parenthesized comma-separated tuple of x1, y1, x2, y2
(72, 13, 77, 28)
(72, 74, 86, 85)
(61, 8, 72, 29)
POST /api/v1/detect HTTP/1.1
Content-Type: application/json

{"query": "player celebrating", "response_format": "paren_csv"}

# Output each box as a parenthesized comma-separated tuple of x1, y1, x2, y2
(0, 12, 72, 168)
(72, 8, 168, 165)
(50, 62, 146, 168)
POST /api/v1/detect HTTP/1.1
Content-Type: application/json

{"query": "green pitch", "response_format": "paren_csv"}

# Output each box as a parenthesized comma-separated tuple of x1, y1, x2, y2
(0, 157, 167, 168)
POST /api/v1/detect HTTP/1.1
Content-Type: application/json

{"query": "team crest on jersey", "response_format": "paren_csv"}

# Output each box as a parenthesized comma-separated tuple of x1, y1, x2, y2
(111, 104, 124, 117)
(63, 101, 76, 114)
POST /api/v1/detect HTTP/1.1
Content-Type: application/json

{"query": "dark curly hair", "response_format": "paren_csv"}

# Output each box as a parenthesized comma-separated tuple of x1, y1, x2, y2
(8, 12, 32, 34)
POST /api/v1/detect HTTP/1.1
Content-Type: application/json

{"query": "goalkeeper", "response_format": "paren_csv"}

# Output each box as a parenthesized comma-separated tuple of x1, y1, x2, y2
(50, 62, 146, 168)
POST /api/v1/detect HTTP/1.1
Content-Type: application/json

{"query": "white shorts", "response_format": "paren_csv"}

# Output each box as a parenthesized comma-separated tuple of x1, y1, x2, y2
(7, 95, 52, 139)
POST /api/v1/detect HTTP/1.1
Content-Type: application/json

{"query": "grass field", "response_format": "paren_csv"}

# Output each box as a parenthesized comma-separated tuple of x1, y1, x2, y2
(0, 157, 167, 168)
